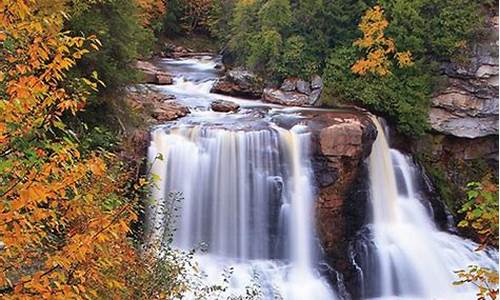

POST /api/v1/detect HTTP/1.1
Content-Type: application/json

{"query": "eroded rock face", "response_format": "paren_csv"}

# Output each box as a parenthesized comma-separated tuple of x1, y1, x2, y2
(319, 121, 364, 158)
(210, 99, 240, 112)
(210, 68, 264, 98)
(135, 60, 173, 85)
(429, 15, 499, 138)
(293, 111, 377, 287)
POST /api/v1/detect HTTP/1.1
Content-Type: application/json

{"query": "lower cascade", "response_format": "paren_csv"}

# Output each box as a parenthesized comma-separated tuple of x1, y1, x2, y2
(352, 118, 498, 300)
(146, 122, 336, 299)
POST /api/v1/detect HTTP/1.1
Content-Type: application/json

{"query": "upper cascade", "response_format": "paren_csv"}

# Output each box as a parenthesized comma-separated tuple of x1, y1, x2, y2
(144, 57, 338, 299)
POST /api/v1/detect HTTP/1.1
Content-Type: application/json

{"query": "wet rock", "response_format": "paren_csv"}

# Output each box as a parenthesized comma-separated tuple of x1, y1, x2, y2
(211, 100, 240, 112)
(300, 111, 377, 297)
(156, 74, 173, 85)
(152, 101, 189, 122)
(135, 60, 173, 85)
(263, 88, 310, 106)
(319, 120, 364, 159)
(211, 68, 264, 99)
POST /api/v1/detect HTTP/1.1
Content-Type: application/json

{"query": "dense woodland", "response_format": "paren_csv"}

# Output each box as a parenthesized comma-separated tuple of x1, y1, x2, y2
(0, 0, 498, 299)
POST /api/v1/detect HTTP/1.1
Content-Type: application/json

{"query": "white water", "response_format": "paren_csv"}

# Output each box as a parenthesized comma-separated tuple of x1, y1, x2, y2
(145, 57, 336, 299)
(357, 118, 499, 299)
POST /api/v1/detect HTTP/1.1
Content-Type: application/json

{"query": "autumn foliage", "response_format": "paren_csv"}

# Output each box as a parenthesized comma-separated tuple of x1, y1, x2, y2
(454, 179, 499, 300)
(351, 5, 413, 76)
(0, 1, 159, 298)
(137, 0, 166, 28)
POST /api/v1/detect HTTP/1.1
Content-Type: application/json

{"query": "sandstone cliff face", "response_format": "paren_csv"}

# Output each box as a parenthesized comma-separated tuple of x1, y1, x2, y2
(429, 16, 499, 138)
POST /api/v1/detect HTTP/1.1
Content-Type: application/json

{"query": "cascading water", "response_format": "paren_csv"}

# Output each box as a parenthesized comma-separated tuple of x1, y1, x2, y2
(144, 57, 336, 299)
(352, 118, 498, 299)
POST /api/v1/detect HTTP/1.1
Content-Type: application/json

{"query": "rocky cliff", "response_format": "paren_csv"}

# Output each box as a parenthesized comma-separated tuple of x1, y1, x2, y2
(417, 13, 499, 222)
(300, 110, 377, 292)
(429, 15, 499, 138)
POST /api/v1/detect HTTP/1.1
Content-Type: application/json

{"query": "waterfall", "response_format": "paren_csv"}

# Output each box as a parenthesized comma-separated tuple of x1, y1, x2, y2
(146, 123, 336, 299)
(353, 118, 499, 299)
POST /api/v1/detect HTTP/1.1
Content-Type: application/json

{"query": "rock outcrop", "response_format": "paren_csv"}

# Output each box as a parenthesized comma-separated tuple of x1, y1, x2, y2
(429, 16, 499, 138)
(263, 76, 323, 106)
(210, 68, 264, 99)
(263, 88, 310, 106)
(210, 100, 240, 112)
(297, 110, 377, 288)
(135, 60, 173, 85)
(125, 87, 188, 123)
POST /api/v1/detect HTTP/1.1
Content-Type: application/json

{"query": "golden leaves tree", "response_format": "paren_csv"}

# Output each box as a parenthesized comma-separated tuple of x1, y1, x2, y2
(351, 5, 413, 76)
(0, 1, 147, 298)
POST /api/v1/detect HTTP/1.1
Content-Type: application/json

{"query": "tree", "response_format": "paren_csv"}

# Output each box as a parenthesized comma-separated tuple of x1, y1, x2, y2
(0, 1, 144, 298)
(67, 0, 158, 92)
(351, 5, 413, 76)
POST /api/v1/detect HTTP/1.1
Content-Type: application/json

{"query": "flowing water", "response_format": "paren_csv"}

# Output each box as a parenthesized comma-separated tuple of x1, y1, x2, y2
(352, 118, 499, 300)
(144, 56, 498, 300)
(144, 57, 336, 299)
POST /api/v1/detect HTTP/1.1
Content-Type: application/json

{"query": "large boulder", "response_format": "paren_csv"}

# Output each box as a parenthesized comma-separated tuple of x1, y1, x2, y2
(151, 100, 189, 122)
(210, 100, 240, 112)
(135, 60, 173, 85)
(263, 88, 310, 106)
(210, 68, 264, 99)
(319, 121, 364, 158)
(429, 15, 498, 138)
(263, 75, 324, 107)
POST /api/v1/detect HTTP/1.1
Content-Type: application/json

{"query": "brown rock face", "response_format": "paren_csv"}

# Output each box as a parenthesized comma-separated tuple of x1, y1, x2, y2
(135, 60, 173, 85)
(152, 100, 189, 122)
(319, 120, 364, 158)
(210, 100, 240, 112)
(300, 110, 377, 291)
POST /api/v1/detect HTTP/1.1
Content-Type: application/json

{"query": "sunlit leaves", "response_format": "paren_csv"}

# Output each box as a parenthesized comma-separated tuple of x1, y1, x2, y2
(351, 5, 414, 77)
(454, 179, 499, 300)
(0, 1, 143, 298)
(455, 265, 499, 300)
(458, 179, 499, 250)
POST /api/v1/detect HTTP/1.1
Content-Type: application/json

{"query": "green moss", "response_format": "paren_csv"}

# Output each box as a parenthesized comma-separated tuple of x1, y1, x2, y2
(426, 164, 459, 215)
(415, 143, 497, 217)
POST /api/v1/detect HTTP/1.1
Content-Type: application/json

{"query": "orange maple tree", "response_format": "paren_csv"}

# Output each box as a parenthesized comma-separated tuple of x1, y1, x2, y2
(351, 5, 413, 76)
(137, 0, 166, 27)
(0, 1, 151, 298)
